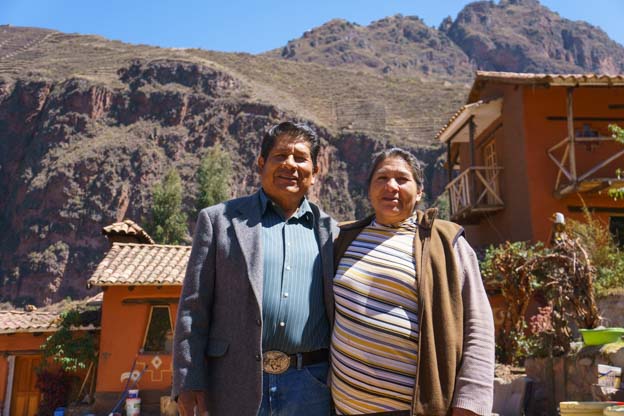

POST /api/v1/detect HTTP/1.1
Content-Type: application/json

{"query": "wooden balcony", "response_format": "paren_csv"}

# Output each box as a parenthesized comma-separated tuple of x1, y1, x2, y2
(446, 166, 504, 223)
(547, 135, 624, 198)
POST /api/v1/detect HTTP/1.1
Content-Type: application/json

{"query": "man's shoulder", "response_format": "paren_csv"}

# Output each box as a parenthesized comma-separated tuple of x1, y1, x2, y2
(308, 200, 337, 224)
(198, 194, 258, 218)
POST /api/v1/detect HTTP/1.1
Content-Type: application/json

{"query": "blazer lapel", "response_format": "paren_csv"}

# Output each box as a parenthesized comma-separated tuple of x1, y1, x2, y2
(232, 193, 264, 309)
(315, 211, 335, 324)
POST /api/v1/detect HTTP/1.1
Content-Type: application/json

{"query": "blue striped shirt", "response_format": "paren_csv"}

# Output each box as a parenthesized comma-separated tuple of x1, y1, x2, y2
(259, 190, 330, 353)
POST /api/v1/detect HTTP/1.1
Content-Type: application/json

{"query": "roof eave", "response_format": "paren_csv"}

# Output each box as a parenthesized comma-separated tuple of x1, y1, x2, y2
(88, 281, 183, 287)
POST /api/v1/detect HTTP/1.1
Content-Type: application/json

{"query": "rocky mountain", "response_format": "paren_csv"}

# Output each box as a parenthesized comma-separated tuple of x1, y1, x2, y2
(265, 0, 624, 78)
(0, 26, 465, 305)
(264, 16, 475, 81)
(443, 0, 624, 74)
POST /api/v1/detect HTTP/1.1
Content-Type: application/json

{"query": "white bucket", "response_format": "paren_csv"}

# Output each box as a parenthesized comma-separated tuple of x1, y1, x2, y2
(125, 397, 141, 416)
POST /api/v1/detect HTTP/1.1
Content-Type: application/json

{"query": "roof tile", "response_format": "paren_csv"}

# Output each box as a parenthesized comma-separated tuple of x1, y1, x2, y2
(0, 310, 60, 333)
(102, 220, 155, 244)
(88, 243, 191, 286)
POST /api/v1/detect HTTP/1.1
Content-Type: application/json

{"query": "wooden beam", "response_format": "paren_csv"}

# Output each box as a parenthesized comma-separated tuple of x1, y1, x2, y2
(469, 117, 477, 208)
(577, 148, 624, 182)
(1, 350, 42, 356)
(554, 145, 570, 189)
(568, 205, 624, 214)
(567, 88, 577, 182)
(475, 170, 504, 205)
(546, 116, 624, 121)
(447, 142, 452, 183)
(122, 298, 179, 305)
(547, 148, 572, 181)
(469, 117, 476, 168)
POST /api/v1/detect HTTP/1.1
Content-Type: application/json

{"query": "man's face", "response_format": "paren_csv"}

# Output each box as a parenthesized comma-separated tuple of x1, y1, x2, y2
(257, 134, 318, 207)
(368, 156, 422, 225)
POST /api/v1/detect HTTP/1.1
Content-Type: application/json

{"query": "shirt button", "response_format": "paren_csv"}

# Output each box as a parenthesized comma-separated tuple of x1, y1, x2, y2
(256, 319, 261, 326)
(279, 321, 285, 327)
(285, 266, 291, 271)
(283, 292, 289, 298)
(256, 354, 261, 361)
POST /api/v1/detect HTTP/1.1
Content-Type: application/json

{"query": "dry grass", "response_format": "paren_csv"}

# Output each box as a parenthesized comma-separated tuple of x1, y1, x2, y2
(0, 27, 469, 147)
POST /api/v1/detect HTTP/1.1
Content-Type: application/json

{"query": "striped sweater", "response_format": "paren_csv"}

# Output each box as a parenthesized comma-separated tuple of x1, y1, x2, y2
(331, 218, 419, 414)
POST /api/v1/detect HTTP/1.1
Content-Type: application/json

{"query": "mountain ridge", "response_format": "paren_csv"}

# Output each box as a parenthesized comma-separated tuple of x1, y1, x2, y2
(264, 0, 624, 79)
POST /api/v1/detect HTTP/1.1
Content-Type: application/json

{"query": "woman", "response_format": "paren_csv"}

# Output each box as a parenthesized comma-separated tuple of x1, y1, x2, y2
(331, 148, 494, 416)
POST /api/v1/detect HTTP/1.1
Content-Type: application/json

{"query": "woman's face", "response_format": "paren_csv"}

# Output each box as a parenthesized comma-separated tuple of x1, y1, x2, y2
(368, 156, 422, 225)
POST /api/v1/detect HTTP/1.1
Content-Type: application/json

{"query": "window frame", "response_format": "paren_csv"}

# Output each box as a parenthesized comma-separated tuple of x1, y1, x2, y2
(140, 304, 174, 355)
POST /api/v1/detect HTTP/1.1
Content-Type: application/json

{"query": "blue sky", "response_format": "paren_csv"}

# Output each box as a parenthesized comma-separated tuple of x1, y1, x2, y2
(2, 0, 623, 54)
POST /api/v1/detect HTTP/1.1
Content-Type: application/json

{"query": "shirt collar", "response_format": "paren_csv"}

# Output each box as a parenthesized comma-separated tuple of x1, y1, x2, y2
(259, 189, 314, 223)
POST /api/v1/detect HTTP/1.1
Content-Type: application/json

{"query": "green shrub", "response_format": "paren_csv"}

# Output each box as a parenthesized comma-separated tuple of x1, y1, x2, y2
(608, 124, 624, 200)
(566, 213, 624, 296)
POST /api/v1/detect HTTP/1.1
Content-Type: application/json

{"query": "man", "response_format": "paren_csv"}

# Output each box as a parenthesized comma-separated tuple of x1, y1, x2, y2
(172, 122, 337, 416)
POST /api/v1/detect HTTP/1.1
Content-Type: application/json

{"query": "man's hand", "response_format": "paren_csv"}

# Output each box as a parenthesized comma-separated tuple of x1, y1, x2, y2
(452, 408, 479, 416)
(178, 390, 208, 416)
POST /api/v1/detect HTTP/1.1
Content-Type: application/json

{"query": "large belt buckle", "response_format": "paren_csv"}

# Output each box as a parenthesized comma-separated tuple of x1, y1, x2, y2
(262, 350, 290, 374)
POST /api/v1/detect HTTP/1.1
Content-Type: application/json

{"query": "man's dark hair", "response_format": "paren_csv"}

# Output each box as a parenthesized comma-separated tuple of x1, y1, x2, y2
(261, 122, 320, 167)
(367, 147, 424, 191)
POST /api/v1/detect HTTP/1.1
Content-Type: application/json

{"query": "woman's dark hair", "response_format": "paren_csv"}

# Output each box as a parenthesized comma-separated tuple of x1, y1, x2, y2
(367, 147, 424, 190)
(260, 122, 320, 167)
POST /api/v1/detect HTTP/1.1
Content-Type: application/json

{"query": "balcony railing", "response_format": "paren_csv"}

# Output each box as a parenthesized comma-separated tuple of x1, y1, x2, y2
(446, 166, 504, 222)
(547, 135, 624, 197)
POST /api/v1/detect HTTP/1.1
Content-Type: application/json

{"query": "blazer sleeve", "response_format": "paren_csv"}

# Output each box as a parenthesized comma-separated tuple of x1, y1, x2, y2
(172, 208, 216, 397)
(451, 236, 495, 415)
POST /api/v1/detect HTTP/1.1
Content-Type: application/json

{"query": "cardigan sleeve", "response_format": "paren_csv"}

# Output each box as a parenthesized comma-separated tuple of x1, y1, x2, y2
(451, 236, 495, 415)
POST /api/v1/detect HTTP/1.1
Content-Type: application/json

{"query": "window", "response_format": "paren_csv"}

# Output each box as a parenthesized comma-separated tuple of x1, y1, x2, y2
(142, 305, 173, 353)
(610, 217, 624, 247)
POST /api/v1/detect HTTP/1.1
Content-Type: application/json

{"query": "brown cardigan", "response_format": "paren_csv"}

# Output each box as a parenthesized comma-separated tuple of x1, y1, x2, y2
(333, 209, 464, 416)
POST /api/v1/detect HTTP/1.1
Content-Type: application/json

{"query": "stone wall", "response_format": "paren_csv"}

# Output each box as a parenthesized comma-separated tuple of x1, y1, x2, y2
(597, 295, 624, 327)
(525, 343, 624, 415)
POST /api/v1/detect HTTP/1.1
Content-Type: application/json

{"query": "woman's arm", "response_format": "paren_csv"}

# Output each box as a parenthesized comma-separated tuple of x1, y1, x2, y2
(451, 236, 495, 415)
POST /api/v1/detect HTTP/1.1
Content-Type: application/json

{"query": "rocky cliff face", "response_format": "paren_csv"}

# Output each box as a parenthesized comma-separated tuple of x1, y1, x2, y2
(443, 0, 624, 74)
(0, 56, 444, 305)
(264, 16, 475, 81)
(267, 0, 624, 78)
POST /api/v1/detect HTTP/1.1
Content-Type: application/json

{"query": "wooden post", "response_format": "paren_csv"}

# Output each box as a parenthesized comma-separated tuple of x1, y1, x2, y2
(447, 141, 452, 183)
(469, 117, 477, 207)
(567, 87, 577, 182)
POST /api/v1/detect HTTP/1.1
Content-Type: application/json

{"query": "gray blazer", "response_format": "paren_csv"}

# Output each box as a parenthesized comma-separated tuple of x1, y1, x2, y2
(172, 191, 337, 415)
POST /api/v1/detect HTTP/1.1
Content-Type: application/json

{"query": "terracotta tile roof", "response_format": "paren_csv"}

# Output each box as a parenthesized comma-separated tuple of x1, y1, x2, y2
(474, 71, 624, 85)
(469, 71, 624, 102)
(0, 310, 60, 334)
(88, 243, 191, 286)
(102, 220, 155, 244)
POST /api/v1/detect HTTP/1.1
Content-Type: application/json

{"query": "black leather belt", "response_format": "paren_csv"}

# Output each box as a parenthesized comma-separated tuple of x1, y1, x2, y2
(262, 349, 329, 374)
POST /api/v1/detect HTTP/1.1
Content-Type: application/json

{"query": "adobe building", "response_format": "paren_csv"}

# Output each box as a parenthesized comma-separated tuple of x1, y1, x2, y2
(0, 306, 99, 416)
(437, 72, 624, 248)
(88, 220, 188, 415)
